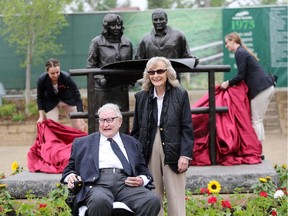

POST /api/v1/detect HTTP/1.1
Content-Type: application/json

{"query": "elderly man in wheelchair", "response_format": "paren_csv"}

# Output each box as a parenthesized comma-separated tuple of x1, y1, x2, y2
(60, 103, 160, 216)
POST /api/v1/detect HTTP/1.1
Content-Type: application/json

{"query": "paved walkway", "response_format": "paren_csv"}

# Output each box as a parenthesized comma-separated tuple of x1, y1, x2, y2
(0, 134, 286, 177)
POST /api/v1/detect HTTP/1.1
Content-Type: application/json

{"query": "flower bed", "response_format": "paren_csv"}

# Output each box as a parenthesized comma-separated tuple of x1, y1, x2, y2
(183, 164, 287, 215)
(0, 163, 287, 215)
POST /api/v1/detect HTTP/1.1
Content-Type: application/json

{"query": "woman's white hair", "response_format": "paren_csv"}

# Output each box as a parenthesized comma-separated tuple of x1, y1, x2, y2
(142, 56, 180, 91)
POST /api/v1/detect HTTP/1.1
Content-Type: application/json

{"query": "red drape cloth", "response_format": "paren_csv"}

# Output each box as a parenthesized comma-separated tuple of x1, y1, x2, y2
(27, 119, 87, 173)
(191, 82, 262, 166)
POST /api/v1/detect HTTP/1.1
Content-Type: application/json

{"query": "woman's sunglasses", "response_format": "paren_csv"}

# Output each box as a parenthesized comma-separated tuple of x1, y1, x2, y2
(147, 69, 167, 75)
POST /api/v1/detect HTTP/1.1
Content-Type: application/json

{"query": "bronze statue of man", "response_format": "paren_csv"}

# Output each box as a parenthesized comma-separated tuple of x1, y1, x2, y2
(87, 14, 133, 133)
(135, 8, 194, 59)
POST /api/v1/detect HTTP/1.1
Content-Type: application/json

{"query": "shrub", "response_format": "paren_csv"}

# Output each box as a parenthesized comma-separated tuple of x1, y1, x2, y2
(0, 100, 38, 122)
(27, 101, 38, 117)
(12, 112, 26, 122)
(0, 104, 16, 118)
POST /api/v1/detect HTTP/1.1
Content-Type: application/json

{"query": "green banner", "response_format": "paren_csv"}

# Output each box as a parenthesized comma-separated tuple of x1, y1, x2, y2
(223, 6, 287, 87)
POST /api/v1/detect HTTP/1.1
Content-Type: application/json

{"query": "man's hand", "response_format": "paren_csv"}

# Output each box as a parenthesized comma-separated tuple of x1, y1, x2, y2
(125, 177, 144, 187)
(67, 174, 82, 189)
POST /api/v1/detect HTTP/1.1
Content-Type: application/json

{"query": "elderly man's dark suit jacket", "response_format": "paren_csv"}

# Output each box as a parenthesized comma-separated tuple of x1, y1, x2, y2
(60, 132, 153, 205)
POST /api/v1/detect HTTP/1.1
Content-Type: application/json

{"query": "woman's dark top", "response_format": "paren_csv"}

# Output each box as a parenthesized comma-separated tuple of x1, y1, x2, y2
(37, 71, 83, 113)
(228, 46, 274, 99)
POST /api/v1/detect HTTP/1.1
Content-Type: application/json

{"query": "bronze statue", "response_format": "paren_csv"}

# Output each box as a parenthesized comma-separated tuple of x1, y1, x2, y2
(87, 14, 133, 133)
(135, 8, 194, 59)
(87, 14, 132, 68)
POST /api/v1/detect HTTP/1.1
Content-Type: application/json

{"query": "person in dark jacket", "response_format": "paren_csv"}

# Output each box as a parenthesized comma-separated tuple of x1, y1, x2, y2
(220, 32, 274, 144)
(131, 56, 194, 216)
(37, 58, 86, 131)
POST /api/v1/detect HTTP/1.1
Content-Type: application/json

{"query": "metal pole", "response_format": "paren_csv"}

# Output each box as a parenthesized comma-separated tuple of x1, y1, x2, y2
(87, 72, 96, 133)
(208, 70, 217, 165)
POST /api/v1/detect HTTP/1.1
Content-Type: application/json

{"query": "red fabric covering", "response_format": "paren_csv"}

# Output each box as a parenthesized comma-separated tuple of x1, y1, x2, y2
(27, 119, 87, 173)
(191, 82, 262, 166)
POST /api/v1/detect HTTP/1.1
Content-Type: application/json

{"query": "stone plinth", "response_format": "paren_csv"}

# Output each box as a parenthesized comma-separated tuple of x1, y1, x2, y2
(0, 161, 278, 199)
(186, 160, 278, 193)
(0, 171, 61, 198)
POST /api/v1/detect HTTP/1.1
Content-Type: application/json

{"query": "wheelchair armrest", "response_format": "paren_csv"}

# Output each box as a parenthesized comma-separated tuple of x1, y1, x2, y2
(146, 182, 155, 190)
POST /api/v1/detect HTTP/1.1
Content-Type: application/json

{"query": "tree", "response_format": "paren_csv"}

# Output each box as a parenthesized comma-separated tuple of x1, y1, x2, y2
(66, 0, 117, 12)
(147, 0, 279, 9)
(147, 0, 174, 9)
(0, 0, 71, 115)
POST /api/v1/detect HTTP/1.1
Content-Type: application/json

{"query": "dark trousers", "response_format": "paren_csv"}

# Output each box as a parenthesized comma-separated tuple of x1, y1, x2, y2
(84, 173, 160, 216)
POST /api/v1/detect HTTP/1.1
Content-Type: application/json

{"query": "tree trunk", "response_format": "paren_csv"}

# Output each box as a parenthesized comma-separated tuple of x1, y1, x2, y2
(25, 44, 33, 116)
(25, 60, 31, 116)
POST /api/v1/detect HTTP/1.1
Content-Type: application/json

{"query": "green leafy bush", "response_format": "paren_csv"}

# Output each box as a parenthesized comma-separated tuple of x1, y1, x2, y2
(0, 100, 38, 122)
(27, 101, 38, 117)
(12, 112, 26, 122)
(0, 104, 16, 117)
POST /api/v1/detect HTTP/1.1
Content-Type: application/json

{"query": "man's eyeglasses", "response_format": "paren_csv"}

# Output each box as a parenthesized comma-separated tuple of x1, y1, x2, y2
(147, 69, 167, 75)
(98, 117, 119, 123)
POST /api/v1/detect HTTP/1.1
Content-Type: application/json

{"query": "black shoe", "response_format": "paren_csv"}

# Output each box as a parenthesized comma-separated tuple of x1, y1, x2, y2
(261, 155, 265, 160)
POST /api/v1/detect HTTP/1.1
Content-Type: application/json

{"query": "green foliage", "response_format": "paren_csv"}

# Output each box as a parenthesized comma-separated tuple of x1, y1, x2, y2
(12, 112, 26, 122)
(15, 184, 71, 216)
(148, 0, 174, 9)
(0, 99, 39, 121)
(147, 0, 280, 9)
(210, 0, 227, 7)
(96, 0, 117, 11)
(27, 101, 38, 116)
(0, 104, 16, 117)
(275, 164, 288, 188)
(0, 0, 73, 115)
(261, 0, 278, 5)
(0, 184, 14, 215)
(67, 0, 117, 11)
(0, 0, 71, 67)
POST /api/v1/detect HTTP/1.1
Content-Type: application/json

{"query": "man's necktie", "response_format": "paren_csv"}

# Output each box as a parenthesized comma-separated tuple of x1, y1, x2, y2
(108, 138, 132, 176)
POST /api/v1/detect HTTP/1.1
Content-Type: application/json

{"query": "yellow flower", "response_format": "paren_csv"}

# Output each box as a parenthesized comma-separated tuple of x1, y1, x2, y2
(0, 184, 7, 189)
(259, 177, 267, 183)
(265, 176, 271, 181)
(282, 164, 287, 169)
(11, 161, 19, 171)
(207, 180, 221, 194)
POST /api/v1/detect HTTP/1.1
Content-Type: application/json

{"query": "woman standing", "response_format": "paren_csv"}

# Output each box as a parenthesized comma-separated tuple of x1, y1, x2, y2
(221, 32, 275, 143)
(37, 58, 86, 131)
(131, 56, 194, 216)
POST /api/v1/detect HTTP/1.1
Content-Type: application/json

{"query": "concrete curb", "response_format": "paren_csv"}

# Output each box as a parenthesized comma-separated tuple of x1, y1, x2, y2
(0, 172, 61, 199)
